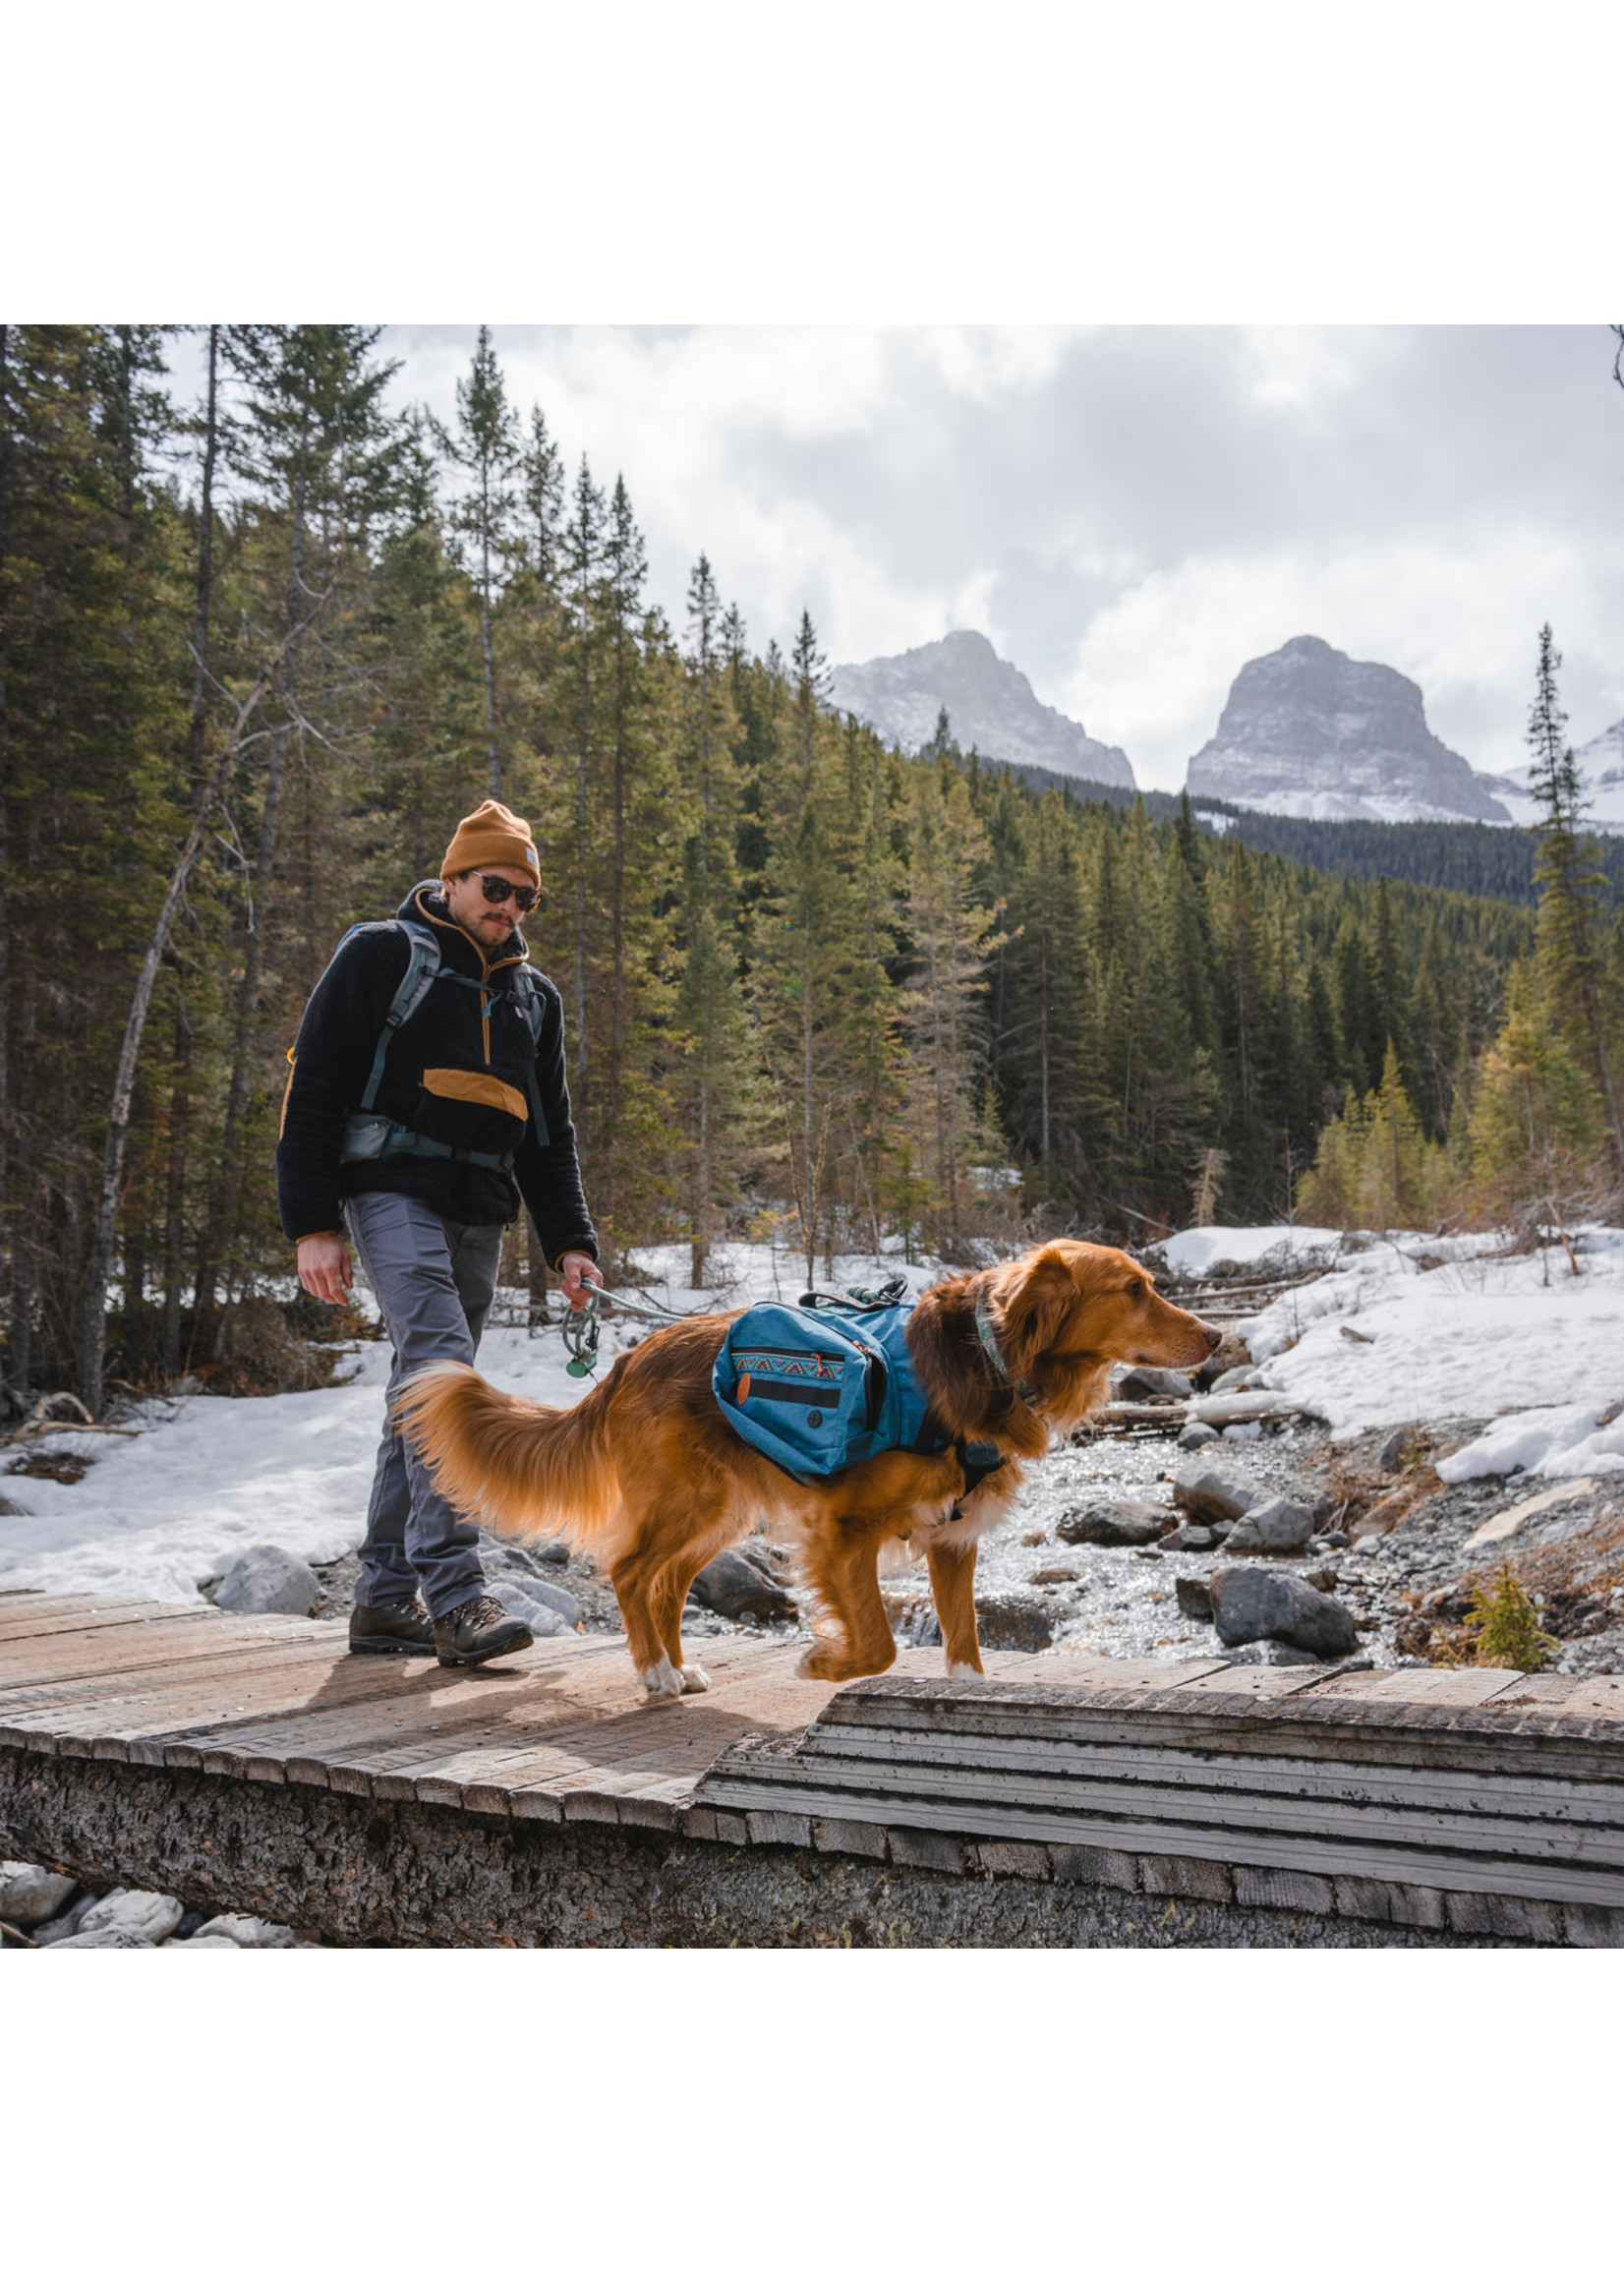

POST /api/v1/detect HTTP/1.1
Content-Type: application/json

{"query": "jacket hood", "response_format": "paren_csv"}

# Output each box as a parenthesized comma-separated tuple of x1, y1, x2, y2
(401, 878, 531, 976)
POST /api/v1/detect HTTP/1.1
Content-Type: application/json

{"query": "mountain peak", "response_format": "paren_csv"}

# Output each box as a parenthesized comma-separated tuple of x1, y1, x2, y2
(1186, 635, 1510, 826)
(827, 631, 1134, 789)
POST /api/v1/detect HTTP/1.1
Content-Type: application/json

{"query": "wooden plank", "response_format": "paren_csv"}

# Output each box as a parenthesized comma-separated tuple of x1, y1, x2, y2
(697, 1772, 1624, 1909)
(1, 1643, 400, 1760)
(794, 1721, 1624, 1826)
(698, 1748, 1624, 1868)
(0, 1615, 344, 1691)
(0, 1599, 218, 1643)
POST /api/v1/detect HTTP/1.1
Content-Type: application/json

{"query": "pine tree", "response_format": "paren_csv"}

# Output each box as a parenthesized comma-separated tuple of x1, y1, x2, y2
(1526, 622, 1624, 1179)
(435, 326, 520, 801)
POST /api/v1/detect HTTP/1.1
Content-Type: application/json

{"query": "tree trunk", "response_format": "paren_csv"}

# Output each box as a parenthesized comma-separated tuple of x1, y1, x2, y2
(481, 493, 500, 799)
(76, 569, 337, 1412)
(160, 983, 192, 1377)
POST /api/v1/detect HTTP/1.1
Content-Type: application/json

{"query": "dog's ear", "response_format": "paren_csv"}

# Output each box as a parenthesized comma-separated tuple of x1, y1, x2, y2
(998, 1244, 1077, 1375)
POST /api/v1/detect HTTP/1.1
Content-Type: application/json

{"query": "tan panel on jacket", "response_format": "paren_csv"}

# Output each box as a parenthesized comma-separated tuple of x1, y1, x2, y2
(421, 1067, 528, 1121)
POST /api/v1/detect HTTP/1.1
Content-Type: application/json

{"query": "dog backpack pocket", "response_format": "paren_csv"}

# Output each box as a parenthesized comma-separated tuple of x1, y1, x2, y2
(713, 1304, 889, 1482)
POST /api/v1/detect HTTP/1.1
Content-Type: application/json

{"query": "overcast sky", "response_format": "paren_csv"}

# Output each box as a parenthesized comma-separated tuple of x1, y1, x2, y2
(170, 325, 1624, 791)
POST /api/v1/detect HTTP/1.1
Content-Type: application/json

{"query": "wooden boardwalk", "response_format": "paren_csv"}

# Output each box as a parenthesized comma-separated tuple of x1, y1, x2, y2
(4, 1590, 1623, 1944)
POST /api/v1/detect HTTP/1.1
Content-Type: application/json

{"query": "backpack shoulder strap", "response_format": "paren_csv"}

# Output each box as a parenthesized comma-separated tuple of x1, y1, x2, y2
(358, 918, 440, 1113)
(507, 963, 551, 1147)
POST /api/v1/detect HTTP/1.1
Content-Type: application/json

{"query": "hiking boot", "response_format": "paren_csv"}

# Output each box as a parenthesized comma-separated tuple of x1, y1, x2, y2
(433, 1593, 535, 1667)
(349, 1597, 436, 1656)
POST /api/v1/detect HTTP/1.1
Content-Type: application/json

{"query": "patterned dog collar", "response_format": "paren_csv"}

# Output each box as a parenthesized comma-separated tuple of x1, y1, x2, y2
(974, 1288, 1040, 1407)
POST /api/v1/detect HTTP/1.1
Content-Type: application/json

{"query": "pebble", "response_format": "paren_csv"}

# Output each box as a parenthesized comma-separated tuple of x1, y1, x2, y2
(42, 1929, 159, 1950)
(190, 1913, 298, 1949)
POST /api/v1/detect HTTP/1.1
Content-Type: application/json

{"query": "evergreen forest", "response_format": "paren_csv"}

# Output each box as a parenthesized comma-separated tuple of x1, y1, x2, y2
(2, 323, 1619, 1414)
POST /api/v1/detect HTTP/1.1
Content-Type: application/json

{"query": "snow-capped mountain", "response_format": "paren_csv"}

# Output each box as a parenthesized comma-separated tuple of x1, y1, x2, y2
(828, 629, 1135, 789)
(1476, 718, 1624, 837)
(1185, 635, 1511, 825)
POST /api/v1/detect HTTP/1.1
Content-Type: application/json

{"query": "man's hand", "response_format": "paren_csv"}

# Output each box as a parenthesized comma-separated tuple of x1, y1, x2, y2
(297, 1232, 353, 1307)
(557, 1252, 604, 1312)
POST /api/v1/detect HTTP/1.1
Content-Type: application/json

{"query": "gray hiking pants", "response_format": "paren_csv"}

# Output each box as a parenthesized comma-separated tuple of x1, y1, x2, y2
(343, 1190, 504, 1618)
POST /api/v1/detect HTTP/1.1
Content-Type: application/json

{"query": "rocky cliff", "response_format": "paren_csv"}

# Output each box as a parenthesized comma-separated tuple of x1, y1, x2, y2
(828, 629, 1134, 788)
(1185, 635, 1510, 825)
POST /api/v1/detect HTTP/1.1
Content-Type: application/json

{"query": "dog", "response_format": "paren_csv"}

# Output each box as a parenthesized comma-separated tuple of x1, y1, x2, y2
(393, 1238, 1219, 1698)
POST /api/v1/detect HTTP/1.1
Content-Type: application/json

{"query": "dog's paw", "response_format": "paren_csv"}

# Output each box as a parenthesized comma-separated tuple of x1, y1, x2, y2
(796, 1646, 841, 1682)
(640, 1658, 684, 1699)
(946, 1660, 987, 1682)
(679, 1662, 711, 1694)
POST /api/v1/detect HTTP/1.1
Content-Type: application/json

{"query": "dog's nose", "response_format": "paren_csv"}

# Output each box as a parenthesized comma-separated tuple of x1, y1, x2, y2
(1203, 1324, 1222, 1350)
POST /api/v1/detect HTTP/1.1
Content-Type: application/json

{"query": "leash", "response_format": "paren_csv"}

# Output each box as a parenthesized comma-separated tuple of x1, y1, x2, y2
(557, 1272, 913, 1378)
(973, 1287, 1041, 1408)
(558, 1283, 705, 1377)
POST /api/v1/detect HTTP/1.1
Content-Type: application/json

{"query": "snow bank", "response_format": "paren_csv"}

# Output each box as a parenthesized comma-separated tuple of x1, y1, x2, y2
(1435, 1400, 1624, 1483)
(1241, 1228, 1624, 1440)
(0, 1240, 932, 1606)
(1152, 1224, 1340, 1277)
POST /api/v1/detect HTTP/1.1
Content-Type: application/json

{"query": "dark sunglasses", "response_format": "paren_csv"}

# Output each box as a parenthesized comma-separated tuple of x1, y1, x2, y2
(470, 869, 540, 914)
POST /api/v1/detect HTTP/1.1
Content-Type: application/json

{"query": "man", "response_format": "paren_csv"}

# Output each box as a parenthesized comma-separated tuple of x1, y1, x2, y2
(277, 797, 603, 1665)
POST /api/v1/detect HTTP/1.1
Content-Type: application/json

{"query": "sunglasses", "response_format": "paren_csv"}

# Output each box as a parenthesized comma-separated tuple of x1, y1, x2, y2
(470, 870, 539, 914)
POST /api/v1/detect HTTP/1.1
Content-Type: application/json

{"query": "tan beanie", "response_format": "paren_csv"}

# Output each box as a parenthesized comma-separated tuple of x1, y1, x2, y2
(441, 799, 541, 882)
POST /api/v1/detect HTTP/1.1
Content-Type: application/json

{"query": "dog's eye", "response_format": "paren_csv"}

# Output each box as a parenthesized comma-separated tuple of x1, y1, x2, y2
(1127, 1282, 1146, 1301)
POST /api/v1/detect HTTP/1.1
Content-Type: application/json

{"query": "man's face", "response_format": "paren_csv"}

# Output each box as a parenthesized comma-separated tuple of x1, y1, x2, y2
(441, 863, 535, 953)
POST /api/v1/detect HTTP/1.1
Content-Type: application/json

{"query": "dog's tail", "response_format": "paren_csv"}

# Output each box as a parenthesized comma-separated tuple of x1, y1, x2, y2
(392, 1362, 618, 1546)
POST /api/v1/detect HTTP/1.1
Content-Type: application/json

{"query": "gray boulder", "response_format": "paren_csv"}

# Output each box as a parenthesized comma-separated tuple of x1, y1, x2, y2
(534, 1539, 570, 1565)
(1210, 1365, 1261, 1394)
(975, 1595, 1057, 1652)
(1175, 1576, 1214, 1621)
(76, 1887, 185, 1944)
(1117, 1367, 1193, 1403)
(688, 1549, 795, 1623)
(1179, 1421, 1220, 1452)
(1057, 1499, 1170, 1548)
(1208, 1565, 1359, 1658)
(1221, 1495, 1315, 1556)
(490, 1582, 574, 1639)
(0, 1861, 79, 1926)
(42, 1928, 160, 1950)
(1173, 1462, 1260, 1525)
(213, 1543, 319, 1617)
(191, 1913, 298, 1949)
(1376, 1427, 1417, 1473)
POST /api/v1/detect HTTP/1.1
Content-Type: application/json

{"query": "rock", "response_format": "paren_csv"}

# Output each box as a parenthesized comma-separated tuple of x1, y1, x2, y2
(1173, 1461, 1260, 1525)
(1321, 1530, 1349, 1548)
(1057, 1499, 1171, 1548)
(975, 1595, 1057, 1652)
(191, 1913, 298, 1949)
(1221, 1495, 1315, 1556)
(41, 1928, 160, 1950)
(75, 1887, 185, 1944)
(498, 1573, 580, 1626)
(0, 1861, 79, 1926)
(1176, 1576, 1214, 1621)
(1210, 1365, 1260, 1394)
(1304, 1564, 1340, 1594)
(166, 1374, 204, 1397)
(1028, 1565, 1081, 1587)
(534, 1540, 570, 1565)
(1117, 1366, 1193, 1403)
(1194, 1333, 1251, 1387)
(33, 1892, 99, 1946)
(490, 1582, 574, 1638)
(1207, 1565, 1360, 1658)
(1164, 1524, 1217, 1552)
(1376, 1427, 1416, 1473)
(0, 1495, 29, 1518)
(1178, 1421, 1219, 1452)
(688, 1549, 796, 1623)
(213, 1543, 319, 1617)
(167, 1931, 241, 1946)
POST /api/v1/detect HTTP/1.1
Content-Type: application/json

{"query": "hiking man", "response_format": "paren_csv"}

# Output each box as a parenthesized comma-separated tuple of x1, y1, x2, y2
(277, 798, 602, 1666)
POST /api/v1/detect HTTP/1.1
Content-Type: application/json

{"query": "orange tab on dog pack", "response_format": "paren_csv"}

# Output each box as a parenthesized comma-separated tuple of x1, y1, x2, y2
(736, 1376, 750, 1402)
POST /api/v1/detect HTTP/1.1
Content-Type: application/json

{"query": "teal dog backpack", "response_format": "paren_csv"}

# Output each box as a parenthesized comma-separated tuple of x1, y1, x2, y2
(712, 1281, 1003, 1494)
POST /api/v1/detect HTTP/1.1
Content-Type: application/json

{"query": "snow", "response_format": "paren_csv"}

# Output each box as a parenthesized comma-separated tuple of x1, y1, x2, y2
(1153, 1224, 1340, 1277)
(1435, 1401, 1624, 1484)
(0, 1239, 938, 1606)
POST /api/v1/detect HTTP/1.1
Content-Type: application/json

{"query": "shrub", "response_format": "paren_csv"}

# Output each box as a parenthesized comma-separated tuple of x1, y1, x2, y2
(1466, 1561, 1560, 1673)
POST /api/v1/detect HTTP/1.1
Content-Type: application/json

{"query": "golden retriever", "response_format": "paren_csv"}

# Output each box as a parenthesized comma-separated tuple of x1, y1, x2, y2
(394, 1239, 1218, 1697)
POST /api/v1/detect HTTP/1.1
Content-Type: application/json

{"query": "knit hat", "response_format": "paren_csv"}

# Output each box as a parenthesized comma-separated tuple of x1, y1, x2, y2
(441, 799, 541, 882)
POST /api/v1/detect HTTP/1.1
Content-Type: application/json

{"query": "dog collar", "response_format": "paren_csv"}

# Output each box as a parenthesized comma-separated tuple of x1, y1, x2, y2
(974, 1289, 1040, 1407)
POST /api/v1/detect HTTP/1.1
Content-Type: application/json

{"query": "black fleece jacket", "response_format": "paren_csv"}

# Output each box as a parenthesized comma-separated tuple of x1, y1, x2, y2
(276, 883, 598, 1264)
